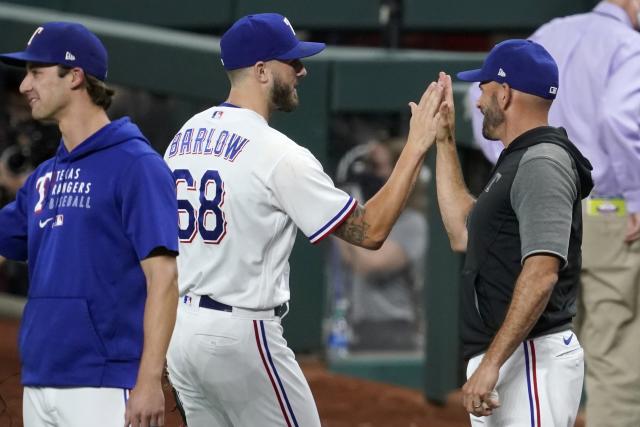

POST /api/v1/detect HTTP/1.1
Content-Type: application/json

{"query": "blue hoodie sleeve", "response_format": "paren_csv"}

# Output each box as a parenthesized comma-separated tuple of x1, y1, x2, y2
(0, 183, 29, 260)
(120, 153, 179, 260)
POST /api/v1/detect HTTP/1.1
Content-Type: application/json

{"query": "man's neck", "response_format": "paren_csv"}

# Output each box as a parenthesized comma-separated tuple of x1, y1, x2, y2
(226, 86, 271, 122)
(500, 107, 549, 148)
(58, 102, 110, 152)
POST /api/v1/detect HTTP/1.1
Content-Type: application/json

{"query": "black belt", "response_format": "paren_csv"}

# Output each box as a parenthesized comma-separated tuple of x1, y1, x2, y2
(199, 295, 287, 317)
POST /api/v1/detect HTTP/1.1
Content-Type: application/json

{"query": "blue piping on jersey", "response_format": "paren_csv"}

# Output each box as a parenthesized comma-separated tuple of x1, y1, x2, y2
(309, 197, 355, 242)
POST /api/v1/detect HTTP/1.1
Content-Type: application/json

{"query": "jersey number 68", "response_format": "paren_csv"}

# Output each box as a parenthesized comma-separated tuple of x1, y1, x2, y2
(172, 169, 227, 244)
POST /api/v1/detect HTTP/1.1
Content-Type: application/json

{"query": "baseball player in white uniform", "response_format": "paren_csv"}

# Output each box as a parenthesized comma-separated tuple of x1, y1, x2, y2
(165, 13, 444, 426)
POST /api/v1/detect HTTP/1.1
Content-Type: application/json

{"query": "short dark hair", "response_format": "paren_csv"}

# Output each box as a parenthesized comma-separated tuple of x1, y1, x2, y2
(57, 66, 115, 109)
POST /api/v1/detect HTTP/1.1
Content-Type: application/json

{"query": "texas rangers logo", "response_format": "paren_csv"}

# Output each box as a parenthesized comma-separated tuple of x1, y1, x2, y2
(34, 168, 93, 213)
(27, 27, 44, 46)
(34, 172, 53, 213)
(283, 17, 295, 35)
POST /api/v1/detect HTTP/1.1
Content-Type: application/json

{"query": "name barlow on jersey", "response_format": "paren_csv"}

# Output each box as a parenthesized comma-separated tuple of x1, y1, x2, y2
(166, 124, 249, 162)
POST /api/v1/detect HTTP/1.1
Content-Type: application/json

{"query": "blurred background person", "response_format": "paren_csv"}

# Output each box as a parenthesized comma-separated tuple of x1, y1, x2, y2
(0, 100, 59, 296)
(0, 144, 32, 199)
(0, 143, 32, 295)
(331, 139, 429, 353)
(467, 1, 640, 425)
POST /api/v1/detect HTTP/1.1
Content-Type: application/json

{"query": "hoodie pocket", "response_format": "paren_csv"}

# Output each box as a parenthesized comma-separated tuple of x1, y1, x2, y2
(20, 298, 108, 383)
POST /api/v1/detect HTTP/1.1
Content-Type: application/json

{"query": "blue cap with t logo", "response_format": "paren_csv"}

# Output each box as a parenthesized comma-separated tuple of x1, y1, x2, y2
(220, 13, 325, 70)
(0, 21, 108, 81)
(457, 39, 559, 100)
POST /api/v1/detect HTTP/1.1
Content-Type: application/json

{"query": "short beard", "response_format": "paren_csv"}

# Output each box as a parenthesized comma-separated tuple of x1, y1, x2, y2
(481, 95, 505, 141)
(270, 77, 298, 112)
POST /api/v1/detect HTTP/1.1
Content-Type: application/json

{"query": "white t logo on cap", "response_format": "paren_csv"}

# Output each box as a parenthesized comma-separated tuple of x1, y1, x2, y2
(283, 17, 296, 35)
(27, 27, 44, 46)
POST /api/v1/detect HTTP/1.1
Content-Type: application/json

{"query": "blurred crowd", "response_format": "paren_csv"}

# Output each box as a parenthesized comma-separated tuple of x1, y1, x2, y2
(0, 68, 59, 295)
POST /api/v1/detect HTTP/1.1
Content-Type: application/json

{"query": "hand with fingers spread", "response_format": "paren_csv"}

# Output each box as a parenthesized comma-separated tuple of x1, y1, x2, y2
(407, 80, 445, 153)
(435, 72, 456, 145)
(462, 360, 501, 418)
(124, 379, 165, 427)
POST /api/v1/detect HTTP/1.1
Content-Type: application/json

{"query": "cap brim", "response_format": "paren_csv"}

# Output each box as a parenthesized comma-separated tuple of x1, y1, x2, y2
(456, 69, 486, 82)
(0, 51, 55, 67)
(275, 41, 326, 61)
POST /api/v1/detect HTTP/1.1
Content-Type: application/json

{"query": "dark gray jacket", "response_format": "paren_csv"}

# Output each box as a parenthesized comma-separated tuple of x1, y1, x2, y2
(461, 126, 593, 359)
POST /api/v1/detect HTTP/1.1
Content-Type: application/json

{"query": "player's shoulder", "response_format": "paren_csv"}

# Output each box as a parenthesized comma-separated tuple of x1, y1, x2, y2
(235, 114, 314, 162)
(111, 136, 163, 170)
(517, 143, 577, 188)
(522, 143, 572, 167)
(107, 136, 168, 180)
(263, 125, 305, 152)
(271, 133, 318, 168)
(102, 117, 159, 158)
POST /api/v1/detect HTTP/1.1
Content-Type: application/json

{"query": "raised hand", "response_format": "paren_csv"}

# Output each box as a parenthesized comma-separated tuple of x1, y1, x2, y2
(407, 80, 445, 153)
(436, 71, 456, 144)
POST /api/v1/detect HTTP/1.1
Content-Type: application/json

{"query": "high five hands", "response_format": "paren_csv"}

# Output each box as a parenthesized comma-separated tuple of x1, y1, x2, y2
(435, 71, 455, 145)
(407, 71, 456, 152)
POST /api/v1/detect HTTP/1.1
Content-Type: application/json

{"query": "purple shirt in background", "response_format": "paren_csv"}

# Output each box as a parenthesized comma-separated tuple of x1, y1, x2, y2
(468, 1, 640, 212)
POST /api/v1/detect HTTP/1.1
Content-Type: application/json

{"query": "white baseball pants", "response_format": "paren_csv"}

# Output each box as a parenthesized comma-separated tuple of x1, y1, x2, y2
(23, 386, 128, 427)
(167, 295, 321, 427)
(467, 330, 584, 427)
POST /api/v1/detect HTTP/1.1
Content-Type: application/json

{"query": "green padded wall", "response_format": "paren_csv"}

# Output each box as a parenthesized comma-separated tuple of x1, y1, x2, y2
(234, 0, 380, 29)
(0, 0, 599, 30)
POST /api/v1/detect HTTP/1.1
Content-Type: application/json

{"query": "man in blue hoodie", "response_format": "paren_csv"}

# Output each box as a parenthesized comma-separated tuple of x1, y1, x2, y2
(0, 22, 179, 427)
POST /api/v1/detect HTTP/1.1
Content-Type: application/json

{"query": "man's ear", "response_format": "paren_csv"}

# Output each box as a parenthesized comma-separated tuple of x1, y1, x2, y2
(253, 62, 270, 84)
(68, 68, 86, 90)
(499, 83, 512, 110)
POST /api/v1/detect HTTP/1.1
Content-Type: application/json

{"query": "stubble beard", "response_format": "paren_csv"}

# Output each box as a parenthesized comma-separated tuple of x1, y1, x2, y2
(270, 76, 298, 113)
(481, 95, 505, 141)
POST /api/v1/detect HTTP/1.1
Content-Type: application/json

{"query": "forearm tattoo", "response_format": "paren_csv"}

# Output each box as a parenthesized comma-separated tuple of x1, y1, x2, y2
(334, 204, 370, 245)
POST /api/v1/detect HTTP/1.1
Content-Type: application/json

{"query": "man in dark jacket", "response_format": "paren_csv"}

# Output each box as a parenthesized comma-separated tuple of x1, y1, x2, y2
(430, 40, 593, 426)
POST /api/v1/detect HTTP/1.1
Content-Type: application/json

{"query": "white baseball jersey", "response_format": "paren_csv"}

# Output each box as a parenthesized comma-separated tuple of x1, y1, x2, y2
(164, 105, 356, 309)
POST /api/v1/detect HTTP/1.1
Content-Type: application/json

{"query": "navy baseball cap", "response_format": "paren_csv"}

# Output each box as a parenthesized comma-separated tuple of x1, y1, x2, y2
(220, 13, 325, 70)
(457, 39, 558, 100)
(0, 22, 108, 81)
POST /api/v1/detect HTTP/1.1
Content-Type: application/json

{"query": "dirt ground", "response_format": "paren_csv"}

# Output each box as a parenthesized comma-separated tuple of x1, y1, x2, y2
(0, 318, 584, 427)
